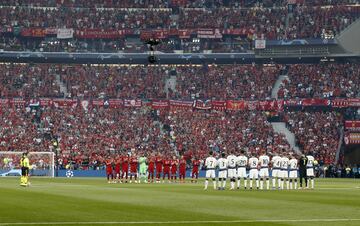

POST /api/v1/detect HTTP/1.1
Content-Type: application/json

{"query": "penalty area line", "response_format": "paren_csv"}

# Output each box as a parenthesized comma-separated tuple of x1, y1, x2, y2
(1, 219, 360, 225)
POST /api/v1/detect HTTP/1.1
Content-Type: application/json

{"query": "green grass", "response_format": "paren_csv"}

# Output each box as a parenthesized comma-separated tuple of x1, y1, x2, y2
(0, 178, 359, 226)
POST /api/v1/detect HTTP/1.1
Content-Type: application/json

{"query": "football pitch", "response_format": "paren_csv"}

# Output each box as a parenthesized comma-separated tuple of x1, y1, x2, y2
(0, 178, 359, 226)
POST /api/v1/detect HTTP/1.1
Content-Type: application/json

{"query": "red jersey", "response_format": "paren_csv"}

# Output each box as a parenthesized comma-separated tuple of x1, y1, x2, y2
(192, 159, 201, 171)
(155, 157, 163, 171)
(179, 158, 187, 171)
(171, 159, 178, 173)
(130, 157, 138, 172)
(122, 156, 129, 171)
(148, 157, 155, 171)
(115, 160, 121, 173)
(106, 160, 113, 173)
(163, 159, 171, 172)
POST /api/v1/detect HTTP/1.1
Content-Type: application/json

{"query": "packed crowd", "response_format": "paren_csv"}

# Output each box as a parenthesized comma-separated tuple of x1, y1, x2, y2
(278, 63, 360, 98)
(173, 65, 281, 100)
(0, 4, 360, 52)
(163, 109, 291, 159)
(284, 111, 342, 164)
(2, 63, 360, 100)
(0, 64, 279, 99)
(0, 0, 357, 8)
(0, 6, 357, 37)
(0, 105, 294, 169)
(59, 65, 167, 99)
(0, 64, 62, 98)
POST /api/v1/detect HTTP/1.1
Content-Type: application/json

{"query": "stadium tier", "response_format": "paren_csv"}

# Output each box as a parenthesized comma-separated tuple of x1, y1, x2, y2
(278, 63, 360, 98)
(0, 4, 358, 53)
(1, 63, 359, 99)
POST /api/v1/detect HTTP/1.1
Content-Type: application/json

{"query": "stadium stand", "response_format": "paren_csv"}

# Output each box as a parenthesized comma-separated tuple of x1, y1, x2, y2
(284, 111, 343, 165)
(278, 63, 360, 98)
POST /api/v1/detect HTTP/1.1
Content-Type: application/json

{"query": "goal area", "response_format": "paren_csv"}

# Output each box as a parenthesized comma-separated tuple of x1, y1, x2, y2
(0, 151, 55, 177)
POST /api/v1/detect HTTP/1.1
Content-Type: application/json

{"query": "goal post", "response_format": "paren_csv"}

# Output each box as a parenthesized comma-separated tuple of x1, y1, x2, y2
(0, 151, 55, 177)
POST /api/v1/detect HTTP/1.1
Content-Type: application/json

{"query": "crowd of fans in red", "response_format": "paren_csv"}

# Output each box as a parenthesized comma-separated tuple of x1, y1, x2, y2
(0, 60, 354, 169)
(0, 5, 357, 36)
(0, 0, 357, 8)
(173, 65, 281, 100)
(0, 64, 62, 98)
(0, 64, 281, 100)
(1, 63, 359, 100)
(284, 111, 343, 165)
(278, 63, 360, 99)
(0, 1, 358, 53)
(0, 105, 295, 169)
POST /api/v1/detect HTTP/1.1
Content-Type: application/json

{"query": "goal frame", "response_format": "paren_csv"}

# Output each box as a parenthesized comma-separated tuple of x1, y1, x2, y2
(0, 151, 55, 177)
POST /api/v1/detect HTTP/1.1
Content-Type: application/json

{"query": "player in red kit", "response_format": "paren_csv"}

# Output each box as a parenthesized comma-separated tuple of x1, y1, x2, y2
(170, 156, 178, 183)
(129, 155, 139, 183)
(148, 154, 155, 183)
(162, 158, 171, 183)
(191, 157, 201, 183)
(105, 158, 114, 183)
(121, 154, 129, 183)
(114, 157, 121, 183)
(155, 154, 163, 183)
(179, 155, 187, 183)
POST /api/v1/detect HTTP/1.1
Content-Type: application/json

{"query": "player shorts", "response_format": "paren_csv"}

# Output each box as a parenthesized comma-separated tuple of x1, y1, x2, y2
(289, 170, 298, 179)
(307, 168, 314, 177)
(227, 168, 237, 178)
(237, 167, 247, 178)
(259, 168, 269, 177)
(21, 167, 29, 176)
(249, 169, 258, 179)
(218, 169, 227, 179)
(206, 169, 216, 179)
(281, 170, 288, 178)
(139, 165, 147, 174)
(272, 169, 281, 178)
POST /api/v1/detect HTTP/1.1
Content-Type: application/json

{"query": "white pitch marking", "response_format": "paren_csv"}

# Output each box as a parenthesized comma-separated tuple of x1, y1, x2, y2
(1, 219, 360, 225)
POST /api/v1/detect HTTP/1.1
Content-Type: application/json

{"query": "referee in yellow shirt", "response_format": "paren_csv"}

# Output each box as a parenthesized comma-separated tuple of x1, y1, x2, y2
(20, 152, 30, 187)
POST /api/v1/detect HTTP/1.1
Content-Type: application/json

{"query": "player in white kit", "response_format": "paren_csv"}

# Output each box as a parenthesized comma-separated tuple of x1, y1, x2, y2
(248, 153, 259, 190)
(288, 154, 298, 190)
(306, 153, 315, 189)
(258, 151, 270, 190)
(227, 151, 238, 190)
(217, 153, 228, 190)
(271, 154, 282, 189)
(280, 154, 289, 190)
(204, 151, 217, 190)
(236, 150, 248, 189)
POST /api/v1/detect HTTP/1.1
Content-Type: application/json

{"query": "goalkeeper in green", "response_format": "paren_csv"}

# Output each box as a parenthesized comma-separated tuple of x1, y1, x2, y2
(139, 154, 148, 183)
(20, 152, 30, 187)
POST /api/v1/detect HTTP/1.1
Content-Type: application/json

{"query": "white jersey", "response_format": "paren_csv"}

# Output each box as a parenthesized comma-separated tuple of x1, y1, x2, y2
(272, 156, 282, 169)
(281, 157, 289, 170)
(259, 155, 270, 168)
(237, 155, 248, 178)
(237, 155, 248, 167)
(248, 157, 259, 169)
(289, 158, 298, 170)
(205, 156, 217, 179)
(217, 158, 228, 179)
(217, 158, 228, 170)
(205, 157, 217, 170)
(306, 155, 315, 177)
(289, 158, 298, 179)
(227, 155, 237, 169)
(306, 155, 315, 168)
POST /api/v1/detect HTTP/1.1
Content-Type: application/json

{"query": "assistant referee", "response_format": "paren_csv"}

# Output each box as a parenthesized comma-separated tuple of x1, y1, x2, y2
(20, 152, 30, 187)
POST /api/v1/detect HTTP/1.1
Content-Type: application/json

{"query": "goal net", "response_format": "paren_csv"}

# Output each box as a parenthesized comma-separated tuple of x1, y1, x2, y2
(0, 152, 55, 177)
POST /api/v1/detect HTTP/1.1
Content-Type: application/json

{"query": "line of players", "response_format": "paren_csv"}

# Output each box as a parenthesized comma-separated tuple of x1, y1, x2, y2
(105, 153, 202, 183)
(204, 150, 316, 190)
